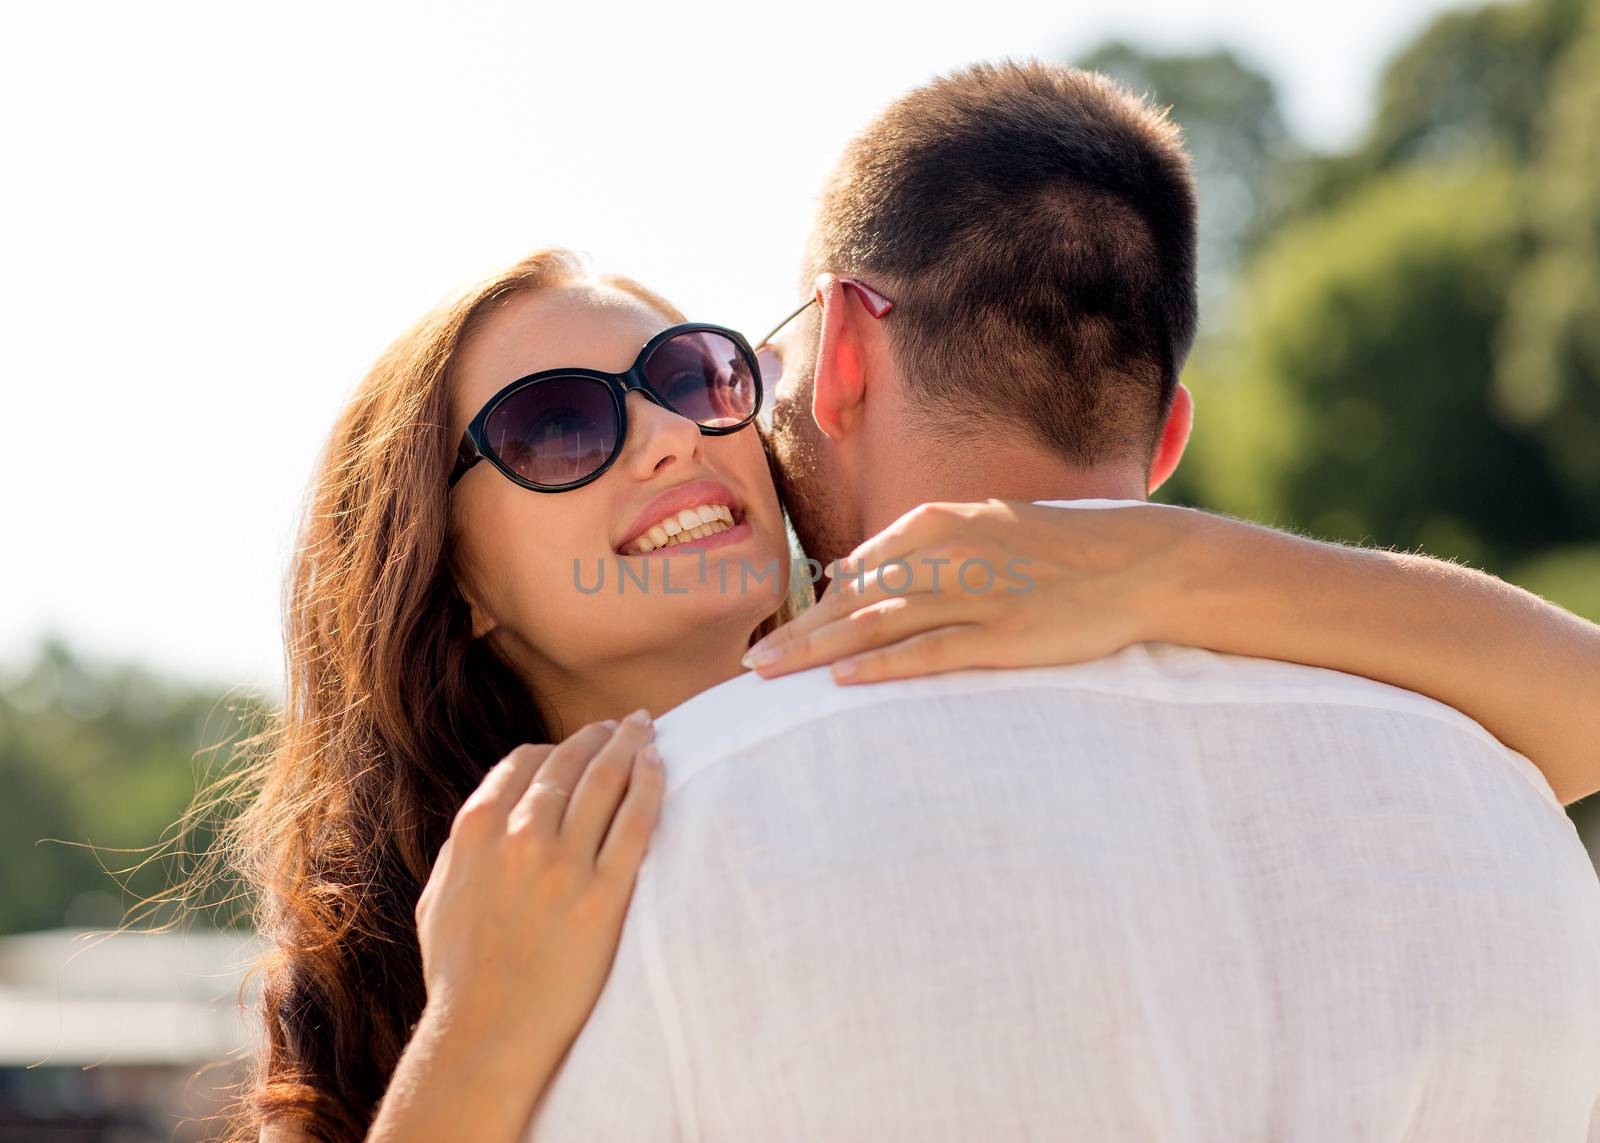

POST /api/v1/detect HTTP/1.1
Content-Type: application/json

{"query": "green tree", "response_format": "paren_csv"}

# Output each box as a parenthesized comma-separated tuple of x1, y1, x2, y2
(1173, 165, 1585, 572)
(1367, 0, 1587, 167)
(1496, 0, 1600, 516)
(1074, 42, 1296, 311)
(1287, 0, 1591, 219)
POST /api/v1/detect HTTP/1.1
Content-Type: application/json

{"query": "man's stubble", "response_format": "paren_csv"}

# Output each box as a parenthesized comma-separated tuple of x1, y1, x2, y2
(766, 368, 857, 575)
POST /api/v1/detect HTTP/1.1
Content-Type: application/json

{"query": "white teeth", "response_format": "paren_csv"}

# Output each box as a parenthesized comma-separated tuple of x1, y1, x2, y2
(624, 504, 737, 555)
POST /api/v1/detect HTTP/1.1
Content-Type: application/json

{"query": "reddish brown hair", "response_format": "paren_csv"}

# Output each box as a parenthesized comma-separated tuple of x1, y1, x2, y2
(199, 249, 789, 1140)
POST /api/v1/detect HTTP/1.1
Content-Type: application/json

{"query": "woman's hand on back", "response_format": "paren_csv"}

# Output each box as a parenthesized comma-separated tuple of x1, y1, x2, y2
(743, 499, 1206, 683)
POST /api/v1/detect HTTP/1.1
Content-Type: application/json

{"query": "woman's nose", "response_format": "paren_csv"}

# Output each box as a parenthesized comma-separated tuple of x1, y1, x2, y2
(619, 390, 703, 478)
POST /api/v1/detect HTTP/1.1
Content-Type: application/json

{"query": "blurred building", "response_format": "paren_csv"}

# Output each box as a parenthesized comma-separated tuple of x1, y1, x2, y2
(0, 927, 260, 1142)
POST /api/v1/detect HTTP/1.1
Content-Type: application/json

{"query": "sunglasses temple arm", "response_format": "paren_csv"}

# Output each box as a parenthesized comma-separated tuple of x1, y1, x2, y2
(757, 298, 817, 349)
(448, 432, 483, 487)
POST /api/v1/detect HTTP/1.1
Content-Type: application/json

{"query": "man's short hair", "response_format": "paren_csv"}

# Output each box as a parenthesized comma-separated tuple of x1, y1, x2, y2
(807, 59, 1198, 467)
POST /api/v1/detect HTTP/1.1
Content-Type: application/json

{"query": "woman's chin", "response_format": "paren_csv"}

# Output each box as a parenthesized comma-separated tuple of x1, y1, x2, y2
(561, 529, 791, 660)
(592, 530, 787, 604)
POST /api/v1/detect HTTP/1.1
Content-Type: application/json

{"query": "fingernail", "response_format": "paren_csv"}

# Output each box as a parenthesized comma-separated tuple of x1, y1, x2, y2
(747, 648, 783, 671)
(832, 657, 860, 681)
(625, 708, 652, 726)
(601, 718, 620, 730)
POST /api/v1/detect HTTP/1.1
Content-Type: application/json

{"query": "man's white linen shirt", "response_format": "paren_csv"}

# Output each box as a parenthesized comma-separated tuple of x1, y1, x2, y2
(526, 500, 1600, 1141)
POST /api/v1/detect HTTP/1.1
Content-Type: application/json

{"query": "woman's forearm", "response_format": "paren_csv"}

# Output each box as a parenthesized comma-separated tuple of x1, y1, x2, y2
(366, 1003, 565, 1143)
(1164, 513, 1600, 806)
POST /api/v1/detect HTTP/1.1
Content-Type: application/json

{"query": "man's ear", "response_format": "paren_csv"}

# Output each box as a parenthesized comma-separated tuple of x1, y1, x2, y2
(1147, 381, 1193, 495)
(810, 274, 870, 443)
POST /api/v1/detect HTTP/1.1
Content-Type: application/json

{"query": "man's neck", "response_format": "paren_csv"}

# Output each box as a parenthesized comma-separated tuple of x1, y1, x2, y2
(858, 444, 1148, 538)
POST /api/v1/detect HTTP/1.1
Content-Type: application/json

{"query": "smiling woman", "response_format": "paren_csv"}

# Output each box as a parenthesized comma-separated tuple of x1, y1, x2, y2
(444, 279, 792, 731)
(212, 248, 803, 1143)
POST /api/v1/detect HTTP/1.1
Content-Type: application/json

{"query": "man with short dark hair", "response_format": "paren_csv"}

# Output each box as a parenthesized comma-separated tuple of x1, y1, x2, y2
(769, 61, 1198, 570)
(526, 61, 1600, 1141)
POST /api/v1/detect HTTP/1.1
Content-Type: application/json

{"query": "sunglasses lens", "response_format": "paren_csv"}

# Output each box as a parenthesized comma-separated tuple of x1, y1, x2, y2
(756, 345, 783, 393)
(485, 376, 618, 487)
(643, 331, 759, 428)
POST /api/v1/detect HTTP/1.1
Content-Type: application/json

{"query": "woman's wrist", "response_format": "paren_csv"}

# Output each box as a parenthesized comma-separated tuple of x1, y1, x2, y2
(417, 996, 568, 1090)
(369, 1001, 564, 1143)
(1142, 506, 1273, 652)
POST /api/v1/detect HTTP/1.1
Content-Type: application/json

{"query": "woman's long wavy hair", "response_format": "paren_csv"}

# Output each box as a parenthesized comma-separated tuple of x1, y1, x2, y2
(212, 249, 802, 1141)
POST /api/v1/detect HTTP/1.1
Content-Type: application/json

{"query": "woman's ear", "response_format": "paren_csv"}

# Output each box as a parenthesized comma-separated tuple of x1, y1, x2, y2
(455, 576, 497, 640)
(810, 275, 869, 443)
(1147, 382, 1194, 495)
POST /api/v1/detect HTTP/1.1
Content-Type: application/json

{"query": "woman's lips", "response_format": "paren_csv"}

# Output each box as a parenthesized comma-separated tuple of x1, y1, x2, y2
(616, 477, 743, 553)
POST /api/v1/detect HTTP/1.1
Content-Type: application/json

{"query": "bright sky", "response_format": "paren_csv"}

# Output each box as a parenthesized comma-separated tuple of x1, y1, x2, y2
(2, 0, 1480, 692)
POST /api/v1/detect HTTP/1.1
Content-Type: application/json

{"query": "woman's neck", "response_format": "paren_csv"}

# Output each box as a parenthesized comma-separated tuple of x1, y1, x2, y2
(521, 624, 754, 739)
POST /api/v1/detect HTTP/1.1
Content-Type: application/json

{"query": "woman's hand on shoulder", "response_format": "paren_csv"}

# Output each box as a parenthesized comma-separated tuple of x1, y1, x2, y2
(414, 713, 665, 1056)
(743, 499, 1222, 683)
(369, 719, 664, 1142)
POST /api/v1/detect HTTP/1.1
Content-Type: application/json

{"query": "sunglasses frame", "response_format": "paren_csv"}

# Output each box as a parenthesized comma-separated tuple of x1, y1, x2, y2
(449, 321, 763, 493)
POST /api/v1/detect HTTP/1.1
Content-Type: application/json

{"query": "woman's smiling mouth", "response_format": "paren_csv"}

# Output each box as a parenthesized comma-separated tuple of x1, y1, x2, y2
(615, 477, 749, 556)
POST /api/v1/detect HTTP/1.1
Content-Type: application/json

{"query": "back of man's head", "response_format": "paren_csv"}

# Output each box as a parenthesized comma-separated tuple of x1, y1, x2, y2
(806, 59, 1198, 467)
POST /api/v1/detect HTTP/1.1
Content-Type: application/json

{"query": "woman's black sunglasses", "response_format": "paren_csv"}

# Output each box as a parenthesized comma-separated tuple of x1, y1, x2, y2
(449, 322, 763, 493)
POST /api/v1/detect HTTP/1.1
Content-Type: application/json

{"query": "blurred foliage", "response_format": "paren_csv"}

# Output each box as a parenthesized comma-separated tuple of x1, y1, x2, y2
(0, 638, 261, 936)
(1367, 0, 1586, 165)
(1157, 0, 1600, 628)
(1075, 42, 1298, 312)
(1496, 0, 1600, 502)
(1284, 0, 1591, 219)
(1515, 545, 1600, 623)
(1172, 164, 1583, 570)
